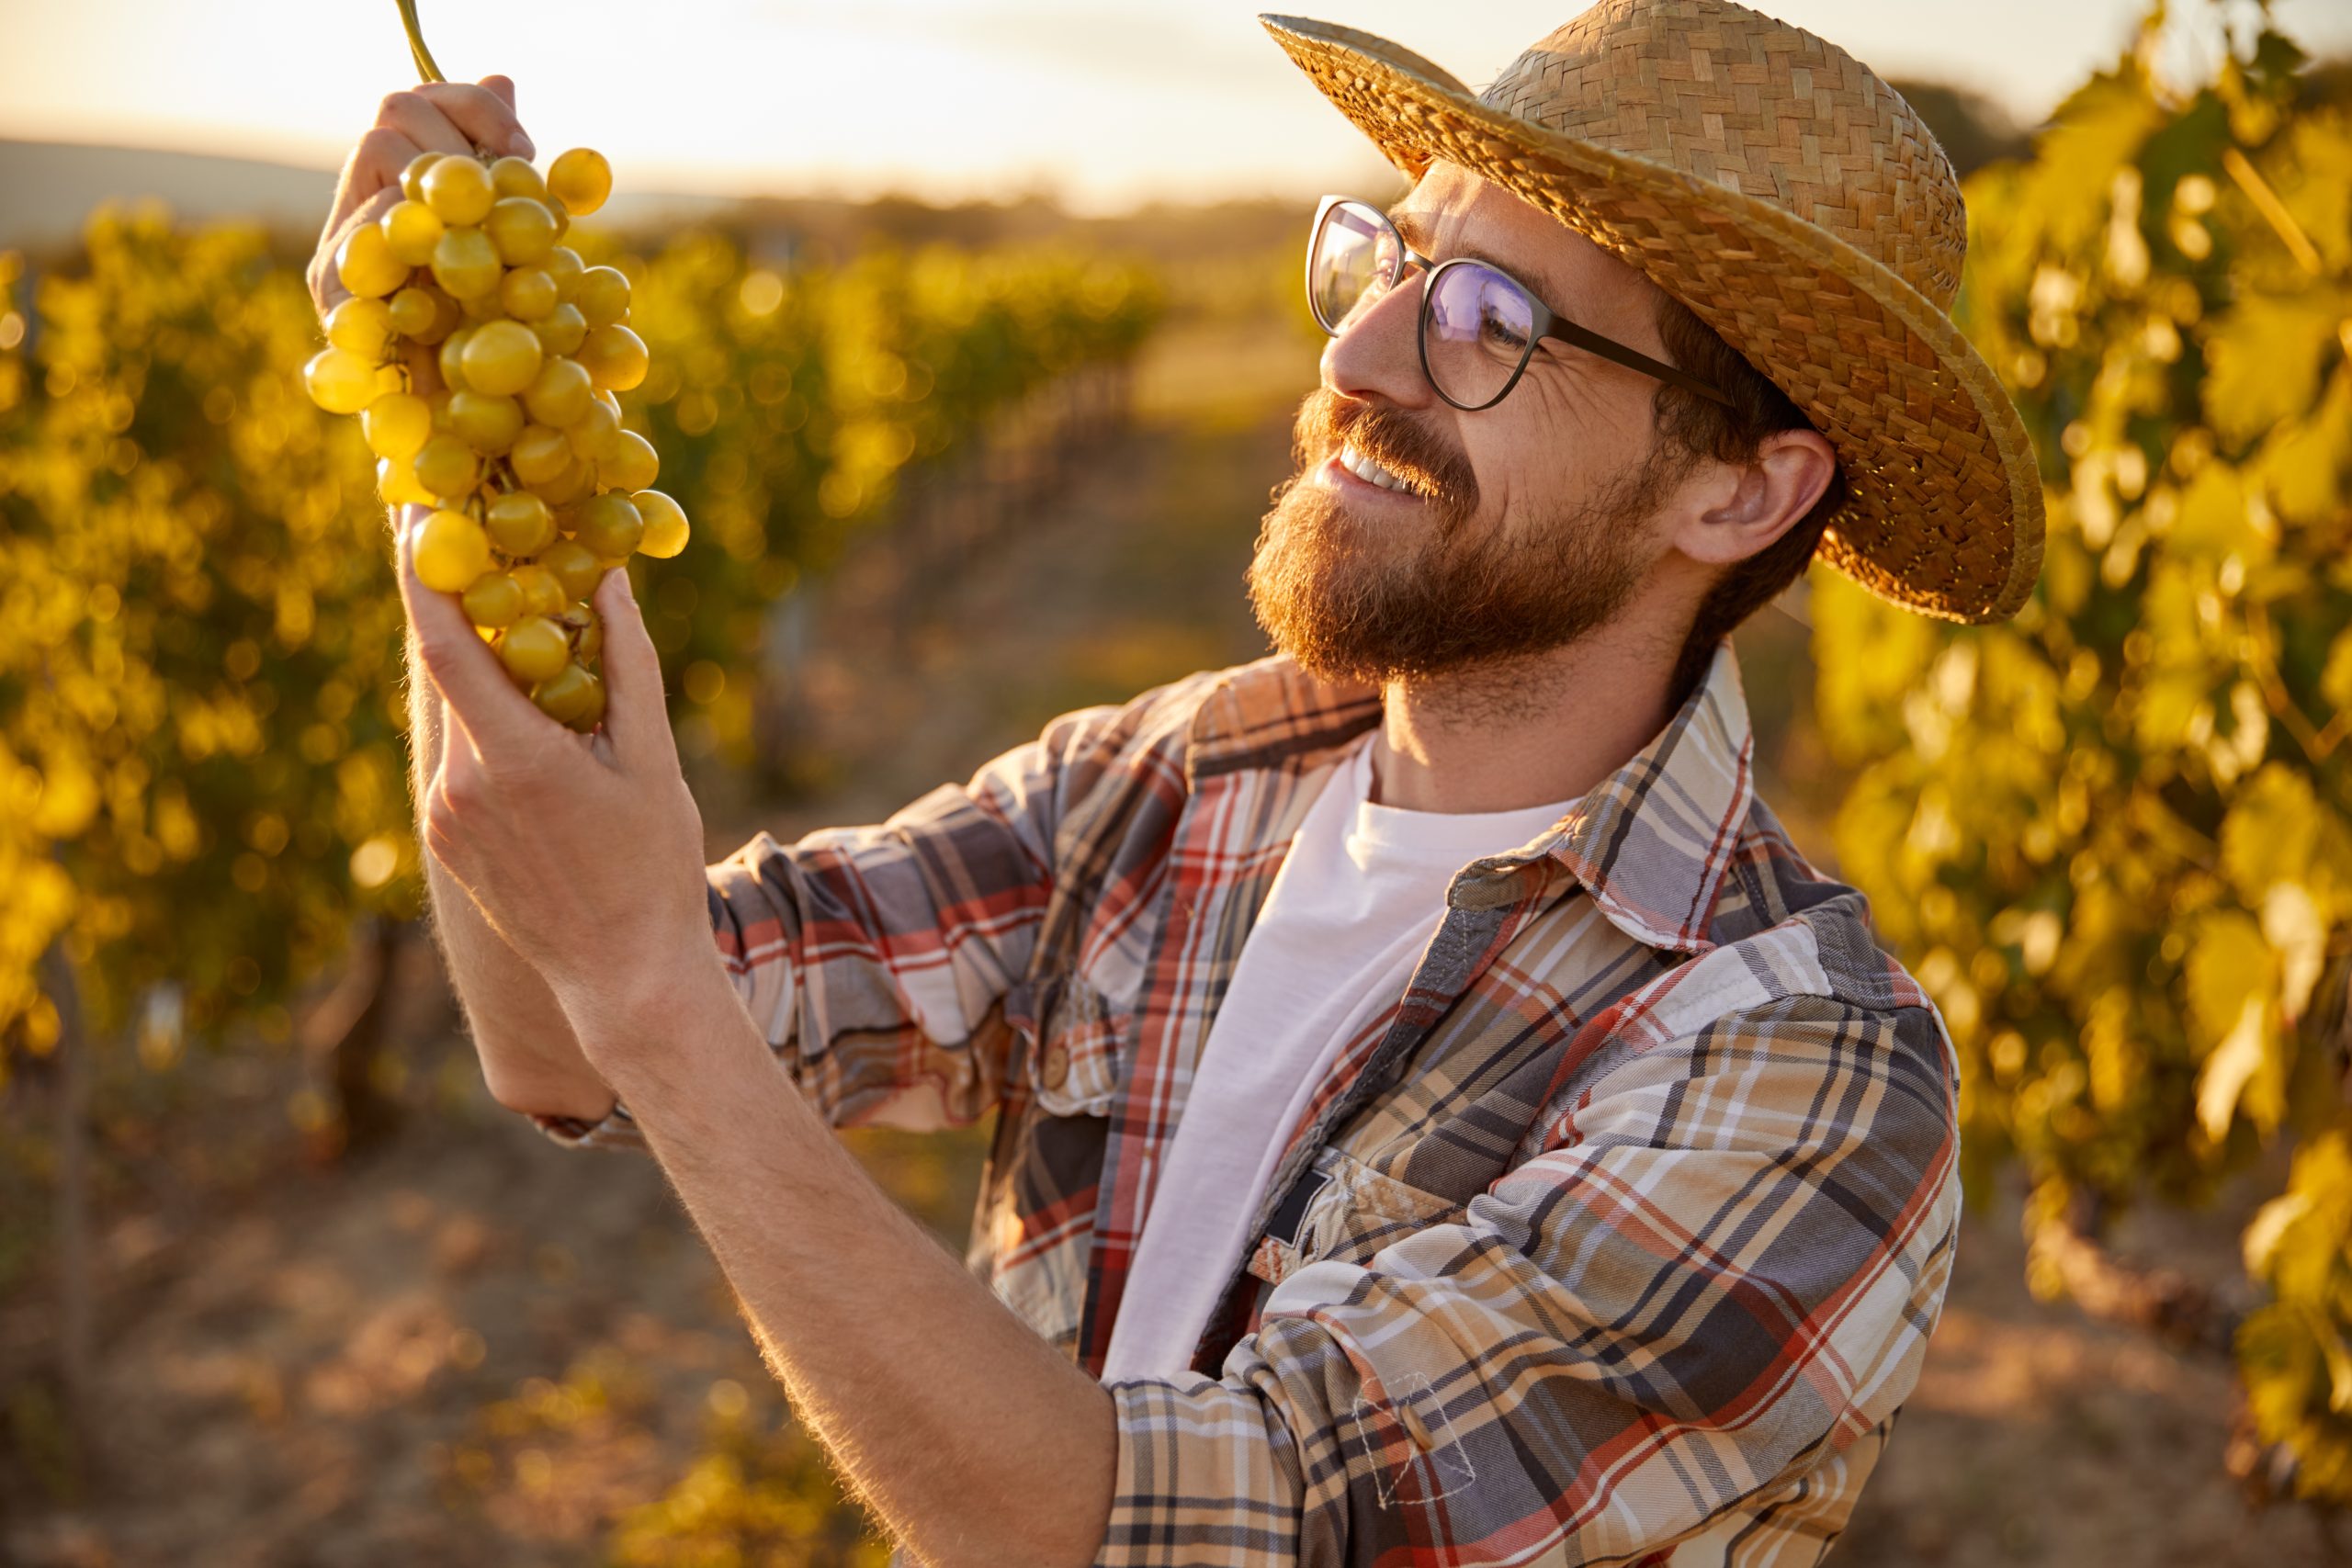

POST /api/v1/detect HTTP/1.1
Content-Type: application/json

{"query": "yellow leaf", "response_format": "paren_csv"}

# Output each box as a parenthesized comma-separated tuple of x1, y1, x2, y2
(2196, 991, 2268, 1144)
(2277, 117, 2352, 271)
(2259, 1135, 2352, 1306)
(2245, 1189, 2311, 1275)
(2262, 883, 2328, 1020)
(2168, 462, 2269, 564)
(2260, 369, 2352, 526)
(2202, 288, 2349, 449)
(2222, 764, 2323, 903)
(2030, 73, 2165, 250)
(2187, 908, 2281, 1145)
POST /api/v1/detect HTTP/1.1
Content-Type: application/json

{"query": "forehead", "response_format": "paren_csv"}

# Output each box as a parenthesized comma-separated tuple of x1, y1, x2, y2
(1391, 161, 1648, 311)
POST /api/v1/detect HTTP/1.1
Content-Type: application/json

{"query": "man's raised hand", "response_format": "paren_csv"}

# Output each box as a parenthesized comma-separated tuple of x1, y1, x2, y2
(307, 76, 536, 324)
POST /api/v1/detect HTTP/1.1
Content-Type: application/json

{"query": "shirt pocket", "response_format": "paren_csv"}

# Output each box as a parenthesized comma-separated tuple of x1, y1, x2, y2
(1245, 1144, 1466, 1289)
(1006, 970, 1125, 1118)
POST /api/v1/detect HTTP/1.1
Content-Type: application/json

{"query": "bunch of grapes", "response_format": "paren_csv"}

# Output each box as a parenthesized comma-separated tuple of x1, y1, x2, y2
(301, 144, 689, 732)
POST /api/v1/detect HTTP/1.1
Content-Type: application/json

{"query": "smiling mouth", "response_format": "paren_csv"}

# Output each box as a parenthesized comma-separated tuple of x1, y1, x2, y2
(1329, 443, 1428, 498)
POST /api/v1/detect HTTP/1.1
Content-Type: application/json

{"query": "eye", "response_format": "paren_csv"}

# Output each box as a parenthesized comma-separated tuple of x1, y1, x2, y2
(1458, 267, 1536, 358)
(1478, 300, 1532, 355)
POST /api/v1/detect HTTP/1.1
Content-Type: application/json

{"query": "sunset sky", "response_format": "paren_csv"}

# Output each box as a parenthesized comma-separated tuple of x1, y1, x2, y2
(6, 0, 2348, 210)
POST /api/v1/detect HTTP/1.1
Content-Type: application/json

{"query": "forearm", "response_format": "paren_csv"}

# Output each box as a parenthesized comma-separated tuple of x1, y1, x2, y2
(591, 968, 1116, 1568)
(404, 621, 614, 1121)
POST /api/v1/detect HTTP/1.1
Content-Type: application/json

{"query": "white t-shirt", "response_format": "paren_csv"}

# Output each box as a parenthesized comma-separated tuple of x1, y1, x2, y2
(1102, 731, 1579, 1382)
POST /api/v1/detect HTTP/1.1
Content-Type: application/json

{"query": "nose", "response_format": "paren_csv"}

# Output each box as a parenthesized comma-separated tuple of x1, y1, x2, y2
(1322, 268, 1436, 412)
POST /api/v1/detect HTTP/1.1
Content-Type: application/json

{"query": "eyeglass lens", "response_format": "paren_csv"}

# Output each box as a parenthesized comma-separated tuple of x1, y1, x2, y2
(1307, 201, 1399, 335)
(1309, 200, 1540, 409)
(1423, 263, 1536, 409)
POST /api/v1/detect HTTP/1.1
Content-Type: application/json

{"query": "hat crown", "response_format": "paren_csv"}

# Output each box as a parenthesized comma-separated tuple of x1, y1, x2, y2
(1480, 0, 1966, 307)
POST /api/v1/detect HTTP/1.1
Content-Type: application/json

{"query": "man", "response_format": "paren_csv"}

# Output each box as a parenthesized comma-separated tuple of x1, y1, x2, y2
(312, 1, 2042, 1562)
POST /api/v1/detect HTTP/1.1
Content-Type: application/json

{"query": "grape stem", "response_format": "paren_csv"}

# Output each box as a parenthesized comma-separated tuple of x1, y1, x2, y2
(396, 0, 447, 84)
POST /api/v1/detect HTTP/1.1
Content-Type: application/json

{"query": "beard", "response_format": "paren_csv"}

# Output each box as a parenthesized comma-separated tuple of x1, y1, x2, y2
(1246, 386, 1683, 686)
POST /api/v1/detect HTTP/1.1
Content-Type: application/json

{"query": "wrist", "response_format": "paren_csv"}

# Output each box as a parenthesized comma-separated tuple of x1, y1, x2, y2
(560, 935, 745, 1101)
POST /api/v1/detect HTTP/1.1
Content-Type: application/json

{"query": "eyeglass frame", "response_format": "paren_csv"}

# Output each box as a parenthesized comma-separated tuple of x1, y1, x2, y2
(1306, 195, 1735, 412)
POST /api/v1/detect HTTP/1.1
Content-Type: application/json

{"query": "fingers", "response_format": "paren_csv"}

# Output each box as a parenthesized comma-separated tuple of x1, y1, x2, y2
(311, 72, 528, 320)
(311, 104, 420, 317)
(420, 739, 509, 918)
(396, 514, 555, 754)
(388, 499, 432, 550)
(364, 133, 423, 195)
(593, 566, 679, 772)
(317, 126, 415, 258)
(414, 80, 535, 160)
(344, 126, 425, 206)
(421, 740, 470, 869)
(375, 88, 476, 160)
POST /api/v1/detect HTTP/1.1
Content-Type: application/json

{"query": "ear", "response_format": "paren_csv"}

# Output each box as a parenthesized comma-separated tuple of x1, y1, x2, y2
(1668, 427, 1838, 568)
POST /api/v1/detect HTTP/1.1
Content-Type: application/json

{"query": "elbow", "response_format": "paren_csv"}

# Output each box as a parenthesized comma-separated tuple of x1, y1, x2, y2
(480, 1055, 617, 1123)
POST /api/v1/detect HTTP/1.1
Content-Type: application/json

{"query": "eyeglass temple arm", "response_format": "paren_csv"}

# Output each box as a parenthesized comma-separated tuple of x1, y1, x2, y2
(1544, 316, 1736, 408)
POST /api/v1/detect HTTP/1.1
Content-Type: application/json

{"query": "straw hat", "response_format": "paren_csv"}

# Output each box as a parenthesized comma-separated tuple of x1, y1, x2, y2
(1263, 0, 2044, 624)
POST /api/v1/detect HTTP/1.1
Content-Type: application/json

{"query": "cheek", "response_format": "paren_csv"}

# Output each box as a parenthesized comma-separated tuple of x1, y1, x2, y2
(1462, 395, 1572, 523)
(1467, 378, 1649, 523)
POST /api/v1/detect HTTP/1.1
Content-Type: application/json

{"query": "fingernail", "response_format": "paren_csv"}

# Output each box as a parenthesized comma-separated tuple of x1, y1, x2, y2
(510, 131, 535, 158)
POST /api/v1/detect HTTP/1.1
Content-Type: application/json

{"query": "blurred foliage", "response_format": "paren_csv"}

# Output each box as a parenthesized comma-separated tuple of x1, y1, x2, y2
(0, 212, 1157, 1077)
(434, 1335, 894, 1562)
(0, 218, 419, 1063)
(1812, 0, 2352, 1502)
(577, 227, 1159, 765)
(611, 1408, 888, 1568)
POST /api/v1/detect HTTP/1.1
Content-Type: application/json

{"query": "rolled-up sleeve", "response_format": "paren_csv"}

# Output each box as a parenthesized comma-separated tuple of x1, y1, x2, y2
(1096, 996, 1962, 1566)
(526, 1098, 647, 1151)
(526, 669, 1218, 1152)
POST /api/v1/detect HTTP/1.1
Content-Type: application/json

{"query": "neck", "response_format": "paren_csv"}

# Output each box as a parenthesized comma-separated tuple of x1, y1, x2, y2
(1368, 608, 1696, 814)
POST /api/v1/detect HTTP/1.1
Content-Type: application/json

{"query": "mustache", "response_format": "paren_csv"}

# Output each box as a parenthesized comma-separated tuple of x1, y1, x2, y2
(1290, 388, 1479, 528)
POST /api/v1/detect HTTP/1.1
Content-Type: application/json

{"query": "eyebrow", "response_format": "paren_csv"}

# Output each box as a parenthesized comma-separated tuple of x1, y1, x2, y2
(1385, 204, 1572, 310)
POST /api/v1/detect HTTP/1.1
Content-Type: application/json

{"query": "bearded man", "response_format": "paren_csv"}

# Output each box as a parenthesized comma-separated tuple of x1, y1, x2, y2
(310, 0, 2043, 1562)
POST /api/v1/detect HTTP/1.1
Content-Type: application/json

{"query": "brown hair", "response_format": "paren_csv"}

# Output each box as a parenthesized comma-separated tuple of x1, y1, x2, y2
(1651, 295, 1848, 698)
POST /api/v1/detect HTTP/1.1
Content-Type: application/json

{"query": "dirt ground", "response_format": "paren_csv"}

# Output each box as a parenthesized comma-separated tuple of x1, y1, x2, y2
(6, 317, 2338, 1565)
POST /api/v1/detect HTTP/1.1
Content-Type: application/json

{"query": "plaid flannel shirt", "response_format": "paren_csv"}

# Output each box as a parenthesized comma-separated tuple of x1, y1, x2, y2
(530, 642, 1961, 1567)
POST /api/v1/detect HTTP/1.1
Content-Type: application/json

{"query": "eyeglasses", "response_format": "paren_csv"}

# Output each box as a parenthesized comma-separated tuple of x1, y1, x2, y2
(1306, 195, 1733, 412)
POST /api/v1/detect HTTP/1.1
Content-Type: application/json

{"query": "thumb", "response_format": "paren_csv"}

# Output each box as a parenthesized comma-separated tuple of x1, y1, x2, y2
(478, 73, 517, 109)
(594, 565, 675, 769)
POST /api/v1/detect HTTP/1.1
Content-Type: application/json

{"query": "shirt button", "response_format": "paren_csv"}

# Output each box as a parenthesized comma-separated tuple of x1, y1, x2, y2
(1400, 1403, 1436, 1451)
(1042, 1043, 1071, 1089)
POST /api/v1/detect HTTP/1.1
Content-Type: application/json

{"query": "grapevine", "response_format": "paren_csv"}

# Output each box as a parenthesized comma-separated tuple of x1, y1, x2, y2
(1811, 4, 2352, 1502)
(0, 218, 1157, 1067)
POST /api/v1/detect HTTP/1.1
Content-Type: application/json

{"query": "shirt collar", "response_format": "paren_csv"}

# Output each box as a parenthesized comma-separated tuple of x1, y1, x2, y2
(1536, 641, 1753, 953)
(1184, 653, 1382, 778)
(1186, 642, 1753, 956)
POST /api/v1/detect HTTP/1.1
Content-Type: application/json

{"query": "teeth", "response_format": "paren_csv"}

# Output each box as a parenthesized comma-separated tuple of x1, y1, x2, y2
(1340, 444, 1418, 495)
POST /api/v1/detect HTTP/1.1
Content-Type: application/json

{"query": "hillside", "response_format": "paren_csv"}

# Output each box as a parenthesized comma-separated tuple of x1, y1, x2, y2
(0, 140, 733, 254)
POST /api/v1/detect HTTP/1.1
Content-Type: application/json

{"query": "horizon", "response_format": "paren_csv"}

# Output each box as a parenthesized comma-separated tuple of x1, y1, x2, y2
(6, 0, 2349, 216)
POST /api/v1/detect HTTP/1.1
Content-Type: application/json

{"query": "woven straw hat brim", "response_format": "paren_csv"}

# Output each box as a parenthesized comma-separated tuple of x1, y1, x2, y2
(1264, 15, 2045, 625)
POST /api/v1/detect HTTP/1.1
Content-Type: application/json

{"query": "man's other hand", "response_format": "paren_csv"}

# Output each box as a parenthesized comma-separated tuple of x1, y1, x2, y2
(395, 513, 721, 1046)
